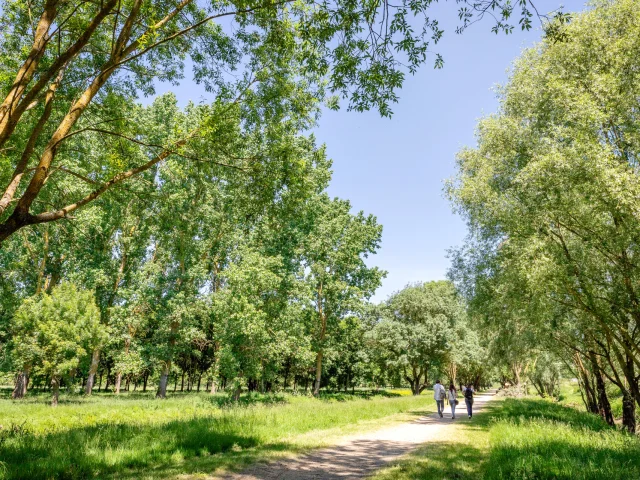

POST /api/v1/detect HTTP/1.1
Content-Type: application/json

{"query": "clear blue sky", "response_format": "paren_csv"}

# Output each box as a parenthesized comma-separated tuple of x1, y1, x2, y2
(159, 0, 587, 302)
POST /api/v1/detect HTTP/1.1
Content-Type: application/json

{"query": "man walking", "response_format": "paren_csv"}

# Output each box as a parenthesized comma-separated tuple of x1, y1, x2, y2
(433, 379, 446, 418)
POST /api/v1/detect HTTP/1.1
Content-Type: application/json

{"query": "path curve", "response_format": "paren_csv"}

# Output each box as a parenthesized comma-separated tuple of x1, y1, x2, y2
(222, 390, 496, 480)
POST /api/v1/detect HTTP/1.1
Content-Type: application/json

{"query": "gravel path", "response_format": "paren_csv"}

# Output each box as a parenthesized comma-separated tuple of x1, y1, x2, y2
(223, 390, 496, 480)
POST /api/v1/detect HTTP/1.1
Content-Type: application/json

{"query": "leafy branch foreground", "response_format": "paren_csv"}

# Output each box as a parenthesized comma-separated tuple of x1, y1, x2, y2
(373, 397, 640, 480)
(0, 390, 429, 479)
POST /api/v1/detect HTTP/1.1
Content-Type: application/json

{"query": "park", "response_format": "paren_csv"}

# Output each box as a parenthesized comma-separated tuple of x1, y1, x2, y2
(1, 0, 640, 478)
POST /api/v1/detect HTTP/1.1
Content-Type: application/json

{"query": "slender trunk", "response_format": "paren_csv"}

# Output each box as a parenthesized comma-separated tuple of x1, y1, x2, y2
(157, 362, 171, 398)
(210, 380, 217, 394)
(51, 376, 60, 406)
(143, 373, 148, 392)
(114, 372, 122, 394)
(98, 370, 103, 392)
(181, 370, 185, 391)
(85, 349, 100, 395)
(12, 368, 29, 399)
(589, 351, 614, 426)
(104, 365, 111, 391)
(197, 375, 201, 392)
(575, 353, 599, 414)
(313, 351, 323, 396)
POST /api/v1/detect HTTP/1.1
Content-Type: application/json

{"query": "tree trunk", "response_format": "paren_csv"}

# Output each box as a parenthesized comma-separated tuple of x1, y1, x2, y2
(313, 350, 323, 396)
(114, 372, 122, 394)
(143, 373, 148, 392)
(104, 365, 111, 391)
(233, 385, 242, 401)
(85, 349, 100, 395)
(98, 370, 103, 392)
(12, 368, 29, 399)
(575, 353, 599, 414)
(157, 362, 171, 398)
(180, 370, 185, 391)
(210, 380, 217, 394)
(589, 352, 614, 426)
(51, 376, 60, 407)
(622, 389, 636, 433)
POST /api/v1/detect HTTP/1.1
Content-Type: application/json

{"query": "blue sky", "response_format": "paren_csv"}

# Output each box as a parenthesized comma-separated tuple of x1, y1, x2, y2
(315, 0, 587, 301)
(158, 0, 587, 302)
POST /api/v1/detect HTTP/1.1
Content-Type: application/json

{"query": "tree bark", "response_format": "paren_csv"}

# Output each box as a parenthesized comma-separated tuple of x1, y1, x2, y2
(12, 368, 29, 399)
(589, 351, 614, 426)
(156, 362, 171, 398)
(210, 380, 217, 394)
(575, 353, 599, 414)
(0, 0, 59, 144)
(313, 350, 323, 396)
(114, 372, 122, 394)
(85, 349, 100, 395)
(51, 376, 60, 406)
(622, 389, 636, 433)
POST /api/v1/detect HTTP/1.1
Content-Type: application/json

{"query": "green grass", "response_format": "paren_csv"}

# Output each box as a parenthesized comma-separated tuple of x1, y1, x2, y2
(373, 396, 640, 480)
(0, 389, 431, 479)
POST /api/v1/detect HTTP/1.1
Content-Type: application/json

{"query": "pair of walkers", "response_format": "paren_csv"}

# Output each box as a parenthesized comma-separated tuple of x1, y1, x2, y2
(433, 380, 474, 419)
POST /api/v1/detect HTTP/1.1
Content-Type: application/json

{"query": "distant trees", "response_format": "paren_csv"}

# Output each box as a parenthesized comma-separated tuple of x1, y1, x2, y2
(448, 0, 640, 432)
(0, 95, 391, 401)
(369, 281, 484, 395)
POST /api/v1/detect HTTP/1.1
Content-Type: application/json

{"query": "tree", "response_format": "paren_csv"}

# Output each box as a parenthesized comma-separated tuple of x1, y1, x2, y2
(448, 0, 640, 431)
(0, 0, 566, 243)
(300, 195, 385, 395)
(371, 281, 464, 395)
(11, 283, 104, 405)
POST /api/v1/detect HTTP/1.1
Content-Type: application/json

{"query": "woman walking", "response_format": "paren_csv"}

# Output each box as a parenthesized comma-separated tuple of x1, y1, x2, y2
(464, 384, 474, 418)
(448, 383, 458, 419)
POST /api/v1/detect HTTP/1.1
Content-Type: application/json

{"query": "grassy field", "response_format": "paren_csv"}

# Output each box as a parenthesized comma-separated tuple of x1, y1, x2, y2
(0, 388, 429, 479)
(372, 396, 640, 480)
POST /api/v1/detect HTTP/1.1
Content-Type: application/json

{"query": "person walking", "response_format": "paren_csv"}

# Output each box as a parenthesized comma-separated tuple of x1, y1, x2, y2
(433, 380, 446, 418)
(448, 383, 458, 419)
(464, 384, 474, 418)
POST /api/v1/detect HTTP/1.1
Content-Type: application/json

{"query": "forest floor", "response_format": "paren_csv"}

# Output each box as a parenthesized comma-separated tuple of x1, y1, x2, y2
(220, 391, 496, 480)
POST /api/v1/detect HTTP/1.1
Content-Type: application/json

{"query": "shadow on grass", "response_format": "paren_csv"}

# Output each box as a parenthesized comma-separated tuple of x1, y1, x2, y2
(0, 413, 285, 479)
(373, 441, 485, 480)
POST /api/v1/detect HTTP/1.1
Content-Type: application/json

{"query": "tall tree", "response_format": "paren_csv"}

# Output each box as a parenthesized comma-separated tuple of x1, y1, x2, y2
(299, 195, 385, 395)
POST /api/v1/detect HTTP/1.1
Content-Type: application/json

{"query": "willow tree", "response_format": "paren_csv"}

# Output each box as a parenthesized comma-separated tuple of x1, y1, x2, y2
(448, 0, 640, 431)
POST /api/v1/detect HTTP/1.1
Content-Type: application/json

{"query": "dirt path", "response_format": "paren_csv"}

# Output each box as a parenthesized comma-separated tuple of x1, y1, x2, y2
(222, 391, 496, 480)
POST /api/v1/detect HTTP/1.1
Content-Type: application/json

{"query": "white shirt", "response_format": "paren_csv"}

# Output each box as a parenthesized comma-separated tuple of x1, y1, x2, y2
(433, 383, 445, 400)
(448, 389, 457, 402)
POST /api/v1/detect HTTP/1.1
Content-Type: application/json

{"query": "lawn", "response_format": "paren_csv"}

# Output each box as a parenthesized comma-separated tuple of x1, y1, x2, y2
(372, 396, 640, 480)
(0, 389, 429, 479)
